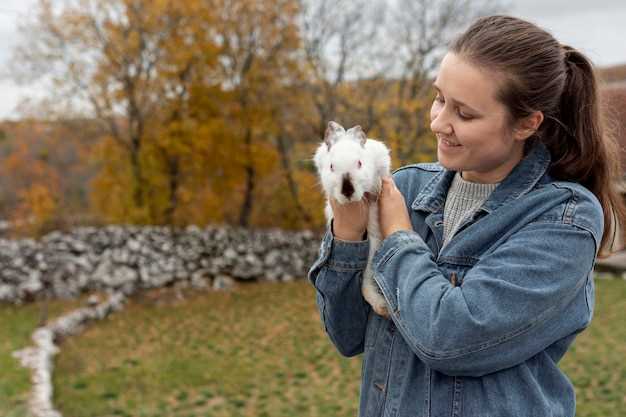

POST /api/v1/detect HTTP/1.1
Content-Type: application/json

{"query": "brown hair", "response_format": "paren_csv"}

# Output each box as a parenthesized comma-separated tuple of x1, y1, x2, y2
(450, 15, 626, 258)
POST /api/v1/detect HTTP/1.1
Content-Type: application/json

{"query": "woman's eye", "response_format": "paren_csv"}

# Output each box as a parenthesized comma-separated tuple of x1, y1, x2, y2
(458, 110, 474, 120)
(434, 94, 444, 103)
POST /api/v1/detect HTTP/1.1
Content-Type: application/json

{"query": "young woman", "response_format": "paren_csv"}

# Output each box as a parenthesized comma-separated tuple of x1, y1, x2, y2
(308, 15, 626, 417)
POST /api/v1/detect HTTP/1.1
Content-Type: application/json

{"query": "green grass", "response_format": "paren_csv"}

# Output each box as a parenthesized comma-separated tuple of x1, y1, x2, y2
(560, 277, 626, 417)
(2, 278, 625, 417)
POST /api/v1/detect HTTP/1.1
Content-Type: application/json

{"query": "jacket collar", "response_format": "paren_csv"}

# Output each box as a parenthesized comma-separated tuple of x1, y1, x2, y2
(411, 140, 552, 214)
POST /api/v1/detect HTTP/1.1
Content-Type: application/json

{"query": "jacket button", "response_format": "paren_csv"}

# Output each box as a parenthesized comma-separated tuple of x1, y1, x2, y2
(374, 382, 385, 392)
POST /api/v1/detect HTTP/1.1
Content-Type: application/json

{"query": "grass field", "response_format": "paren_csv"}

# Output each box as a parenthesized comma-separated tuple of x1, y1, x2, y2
(1, 277, 625, 417)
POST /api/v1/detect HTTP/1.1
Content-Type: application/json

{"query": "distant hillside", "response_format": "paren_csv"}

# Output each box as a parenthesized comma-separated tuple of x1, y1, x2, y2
(600, 86, 626, 175)
(598, 63, 626, 86)
(0, 118, 106, 231)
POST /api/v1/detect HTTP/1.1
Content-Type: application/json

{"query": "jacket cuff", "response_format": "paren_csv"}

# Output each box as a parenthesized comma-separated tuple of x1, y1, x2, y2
(321, 219, 370, 270)
(373, 229, 429, 276)
(370, 229, 431, 316)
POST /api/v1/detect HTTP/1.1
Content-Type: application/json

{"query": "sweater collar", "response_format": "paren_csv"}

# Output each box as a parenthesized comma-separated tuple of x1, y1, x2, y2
(448, 171, 499, 201)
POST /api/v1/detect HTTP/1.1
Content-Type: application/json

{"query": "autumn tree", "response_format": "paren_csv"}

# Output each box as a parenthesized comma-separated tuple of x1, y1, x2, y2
(12, 0, 215, 223)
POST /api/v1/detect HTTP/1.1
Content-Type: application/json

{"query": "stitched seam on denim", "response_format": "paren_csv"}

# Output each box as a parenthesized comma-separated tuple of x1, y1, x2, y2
(529, 219, 568, 226)
(422, 273, 588, 360)
(437, 256, 478, 266)
(308, 249, 330, 285)
(564, 188, 577, 224)
(379, 331, 397, 417)
(372, 231, 413, 268)
(364, 310, 380, 348)
(374, 234, 430, 314)
(425, 369, 432, 417)
(404, 301, 556, 360)
(411, 170, 446, 210)
(584, 273, 594, 322)
(315, 269, 330, 335)
(397, 225, 594, 360)
(553, 184, 602, 240)
(393, 163, 442, 175)
(532, 216, 562, 223)
(328, 241, 368, 270)
(377, 248, 400, 271)
(571, 220, 601, 251)
(376, 233, 422, 269)
(452, 377, 463, 417)
(327, 262, 368, 272)
(307, 258, 326, 284)
(374, 223, 593, 359)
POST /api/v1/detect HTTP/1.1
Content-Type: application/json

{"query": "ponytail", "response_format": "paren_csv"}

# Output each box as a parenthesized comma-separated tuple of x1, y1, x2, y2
(546, 46, 626, 257)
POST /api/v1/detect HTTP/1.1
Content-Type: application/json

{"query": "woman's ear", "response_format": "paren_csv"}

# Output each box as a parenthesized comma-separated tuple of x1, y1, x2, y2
(514, 111, 544, 141)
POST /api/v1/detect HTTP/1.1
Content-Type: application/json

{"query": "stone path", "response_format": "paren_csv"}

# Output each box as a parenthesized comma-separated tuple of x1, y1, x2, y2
(12, 292, 127, 417)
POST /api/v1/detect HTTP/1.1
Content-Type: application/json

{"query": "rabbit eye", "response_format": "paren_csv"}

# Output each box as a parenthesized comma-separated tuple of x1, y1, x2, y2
(358, 160, 362, 168)
(330, 163, 334, 172)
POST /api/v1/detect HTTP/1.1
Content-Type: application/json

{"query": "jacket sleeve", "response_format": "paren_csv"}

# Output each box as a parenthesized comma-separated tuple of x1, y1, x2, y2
(371, 220, 599, 377)
(307, 220, 371, 357)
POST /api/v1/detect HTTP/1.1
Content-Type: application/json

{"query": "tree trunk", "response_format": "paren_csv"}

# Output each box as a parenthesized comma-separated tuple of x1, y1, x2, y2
(164, 156, 180, 225)
(239, 127, 255, 227)
(129, 145, 145, 209)
(276, 133, 313, 226)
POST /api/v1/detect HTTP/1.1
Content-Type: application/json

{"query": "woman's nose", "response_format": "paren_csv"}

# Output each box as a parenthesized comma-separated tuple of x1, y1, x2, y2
(430, 109, 453, 136)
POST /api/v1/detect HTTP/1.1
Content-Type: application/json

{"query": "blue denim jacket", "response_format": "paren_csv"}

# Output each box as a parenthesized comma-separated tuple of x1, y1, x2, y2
(307, 141, 603, 417)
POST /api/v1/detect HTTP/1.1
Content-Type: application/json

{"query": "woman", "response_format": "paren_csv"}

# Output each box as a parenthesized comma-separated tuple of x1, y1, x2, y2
(308, 15, 626, 417)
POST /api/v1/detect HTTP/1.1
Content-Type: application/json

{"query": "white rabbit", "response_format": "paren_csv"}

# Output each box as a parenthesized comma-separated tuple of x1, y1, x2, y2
(313, 121, 391, 318)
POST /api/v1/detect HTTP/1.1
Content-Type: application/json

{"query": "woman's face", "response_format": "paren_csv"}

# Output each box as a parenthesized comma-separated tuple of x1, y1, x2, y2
(430, 52, 527, 184)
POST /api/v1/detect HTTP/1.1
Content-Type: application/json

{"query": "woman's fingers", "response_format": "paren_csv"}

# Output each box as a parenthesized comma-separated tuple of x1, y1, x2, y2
(329, 194, 370, 239)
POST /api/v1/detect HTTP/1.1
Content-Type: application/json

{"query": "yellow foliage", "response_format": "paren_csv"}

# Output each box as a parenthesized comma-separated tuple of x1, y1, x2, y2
(12, 184, 58, 237)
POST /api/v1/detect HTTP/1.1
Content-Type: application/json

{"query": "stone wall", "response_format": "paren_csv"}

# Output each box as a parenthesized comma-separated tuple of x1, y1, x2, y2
(0, 225, 323, 304)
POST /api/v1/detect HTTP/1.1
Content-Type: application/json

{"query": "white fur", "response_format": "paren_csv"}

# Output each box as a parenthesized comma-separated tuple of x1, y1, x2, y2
(313, 121, 391, 317)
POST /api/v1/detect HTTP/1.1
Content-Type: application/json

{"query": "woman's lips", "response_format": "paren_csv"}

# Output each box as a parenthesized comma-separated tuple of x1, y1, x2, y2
(439, 137, 462, 149)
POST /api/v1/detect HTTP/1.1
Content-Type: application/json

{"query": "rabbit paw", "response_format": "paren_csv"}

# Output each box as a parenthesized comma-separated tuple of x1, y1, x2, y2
(371, 299, 390, 319)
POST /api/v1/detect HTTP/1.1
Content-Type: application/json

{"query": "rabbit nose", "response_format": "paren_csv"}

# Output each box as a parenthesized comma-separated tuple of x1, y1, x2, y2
(341, 174, 354, 198)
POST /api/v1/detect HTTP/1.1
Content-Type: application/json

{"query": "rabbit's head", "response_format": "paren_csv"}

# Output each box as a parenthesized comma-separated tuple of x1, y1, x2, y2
(314, 121, 383, 204)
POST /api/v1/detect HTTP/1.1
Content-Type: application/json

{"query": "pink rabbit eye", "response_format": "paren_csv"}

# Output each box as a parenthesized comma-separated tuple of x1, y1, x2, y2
(358, 160, 362, 168)
(330, 163, 334, 172)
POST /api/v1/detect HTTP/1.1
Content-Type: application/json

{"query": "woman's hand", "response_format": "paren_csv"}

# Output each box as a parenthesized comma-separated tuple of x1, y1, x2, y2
(329, 196, 369, 241)
(379, 176, 413, 239)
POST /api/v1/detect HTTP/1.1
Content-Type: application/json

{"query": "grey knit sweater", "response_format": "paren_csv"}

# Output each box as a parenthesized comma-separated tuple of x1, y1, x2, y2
(442, 172, 500, 248)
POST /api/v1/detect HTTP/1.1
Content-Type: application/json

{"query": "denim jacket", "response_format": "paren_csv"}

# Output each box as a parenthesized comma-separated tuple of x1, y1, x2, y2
(307, 141, 603, 417)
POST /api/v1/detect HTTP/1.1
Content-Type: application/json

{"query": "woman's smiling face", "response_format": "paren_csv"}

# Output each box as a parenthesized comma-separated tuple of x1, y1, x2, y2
(430, 52, 528, 184)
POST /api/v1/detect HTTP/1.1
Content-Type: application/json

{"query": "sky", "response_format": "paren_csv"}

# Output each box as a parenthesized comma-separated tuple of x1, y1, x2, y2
(1, 0, 626, 120)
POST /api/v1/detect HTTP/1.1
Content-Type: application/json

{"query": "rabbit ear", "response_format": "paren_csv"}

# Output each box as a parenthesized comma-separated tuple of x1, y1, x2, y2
(347, 125, 367, 146)
(324, 121, 344, 149)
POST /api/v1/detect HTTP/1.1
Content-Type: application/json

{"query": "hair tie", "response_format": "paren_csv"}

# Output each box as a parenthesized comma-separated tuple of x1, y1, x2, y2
(560, 44, 577, 77)
(561, 44, 576, 63)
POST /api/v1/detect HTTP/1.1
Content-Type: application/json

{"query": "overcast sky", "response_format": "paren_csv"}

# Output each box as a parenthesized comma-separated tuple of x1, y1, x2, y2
(1, 0, 626, 120)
